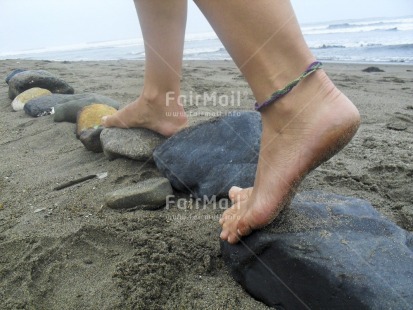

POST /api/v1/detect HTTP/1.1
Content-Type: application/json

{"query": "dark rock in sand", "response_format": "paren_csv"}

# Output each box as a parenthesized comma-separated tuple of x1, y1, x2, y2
(362, 66, 384, 73)
(105, 177, 173, 210)
(23, 93, 120, 118)
(221, 191, 413, 309)
(387, 122, 407, 131)
(8, 70, 74, 100)
(101, 128, 165, 162)
(5, 69, 26, 84)
(24, 94, 69, 117)
(54, 94, 120, 123)
(79, 127, 104, 153)
(154, 111, 261, 198)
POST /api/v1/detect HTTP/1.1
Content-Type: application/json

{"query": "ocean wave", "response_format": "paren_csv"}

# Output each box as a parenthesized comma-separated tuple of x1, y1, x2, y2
(0, 38, 144, 58)
(1, 16, 412, 63)
(316, 44, 346, 49)
(184, 32, 218, 42)
(302, 16, 413, 35)
(327, 21, 392, 29)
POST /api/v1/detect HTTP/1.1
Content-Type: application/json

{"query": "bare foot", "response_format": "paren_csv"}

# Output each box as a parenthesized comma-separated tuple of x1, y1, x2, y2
(219, 71, 361, 244)
(101, 92, 188, 137)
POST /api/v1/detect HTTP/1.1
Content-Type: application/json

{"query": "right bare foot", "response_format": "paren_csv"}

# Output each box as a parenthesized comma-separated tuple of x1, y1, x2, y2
(102, 92, 188, 137)
(220, 70, 361, 244)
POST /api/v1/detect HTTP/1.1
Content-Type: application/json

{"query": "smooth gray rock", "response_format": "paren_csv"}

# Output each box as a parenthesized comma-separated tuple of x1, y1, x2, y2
(101, 128, 165, 162)
(53, 94, 120, 122)
(221, 191, 413, 310)
(24, 93, 120, 118)
(8, 70, 74, 100)
(24, 94, 69, 117)
(5, 69, 26, 84)
(153, 111, 261, 198)
(79, 127, 104, 153)
(105, 177, 173, 210)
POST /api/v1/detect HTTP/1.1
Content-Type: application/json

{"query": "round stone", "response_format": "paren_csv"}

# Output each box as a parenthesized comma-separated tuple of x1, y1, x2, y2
(11, 87, 51, 111)
(76, 104, 117, 136)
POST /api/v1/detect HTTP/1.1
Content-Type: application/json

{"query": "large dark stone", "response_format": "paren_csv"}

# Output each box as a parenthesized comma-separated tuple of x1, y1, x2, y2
(53, 94, 119, 123)
(8, 70, 74, 100)
(24, 93, 119, 118)
(153, 111, 261, 198)
(5, 69, 26, 84)
(221, 191, 413, 309)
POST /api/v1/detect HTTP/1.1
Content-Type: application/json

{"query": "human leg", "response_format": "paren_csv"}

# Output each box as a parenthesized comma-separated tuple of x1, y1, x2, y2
(194, 0, 360, 243)
(102, 0, 188, 137)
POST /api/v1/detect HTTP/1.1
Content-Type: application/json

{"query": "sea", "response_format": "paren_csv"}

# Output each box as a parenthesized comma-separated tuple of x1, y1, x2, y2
(2, 16, 413, 64)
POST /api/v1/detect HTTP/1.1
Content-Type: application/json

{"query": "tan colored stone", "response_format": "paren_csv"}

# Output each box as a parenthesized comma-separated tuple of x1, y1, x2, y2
(11, 87, 51, 111)
(76, 103, 117, 136)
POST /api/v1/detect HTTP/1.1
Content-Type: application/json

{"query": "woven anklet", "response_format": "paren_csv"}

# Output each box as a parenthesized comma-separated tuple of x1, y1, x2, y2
(254, 61, 323, 111)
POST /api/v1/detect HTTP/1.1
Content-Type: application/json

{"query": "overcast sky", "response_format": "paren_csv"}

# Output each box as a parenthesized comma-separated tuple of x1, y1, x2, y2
(0, 0, 412, 54)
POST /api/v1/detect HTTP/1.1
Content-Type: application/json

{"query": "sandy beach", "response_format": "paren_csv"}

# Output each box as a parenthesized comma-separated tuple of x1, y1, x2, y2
(0, 59, 412, 309)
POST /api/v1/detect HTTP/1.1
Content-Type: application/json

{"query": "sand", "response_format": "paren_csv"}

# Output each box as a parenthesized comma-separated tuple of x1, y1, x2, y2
(0, 59, 412, 309)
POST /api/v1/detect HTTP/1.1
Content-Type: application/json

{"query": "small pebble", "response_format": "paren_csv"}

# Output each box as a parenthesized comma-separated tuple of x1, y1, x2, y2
(387, 123, 407, 131)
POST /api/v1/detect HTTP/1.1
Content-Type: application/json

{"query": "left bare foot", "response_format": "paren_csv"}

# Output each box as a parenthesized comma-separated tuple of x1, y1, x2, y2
(219, 71, 360, 244)
(102, 91, 188, 137)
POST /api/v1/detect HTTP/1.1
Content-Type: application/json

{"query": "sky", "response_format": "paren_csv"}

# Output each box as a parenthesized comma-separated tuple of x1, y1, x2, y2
(0, 0, 412, 54)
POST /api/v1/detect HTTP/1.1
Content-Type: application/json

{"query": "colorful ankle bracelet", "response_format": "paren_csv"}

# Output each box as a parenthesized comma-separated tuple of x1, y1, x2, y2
(254, 61, 323, 111)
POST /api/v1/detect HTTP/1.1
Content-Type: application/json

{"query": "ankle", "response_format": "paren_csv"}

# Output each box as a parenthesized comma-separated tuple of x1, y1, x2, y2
(261, 70, 336, 117)
(141, 87, 181, 107)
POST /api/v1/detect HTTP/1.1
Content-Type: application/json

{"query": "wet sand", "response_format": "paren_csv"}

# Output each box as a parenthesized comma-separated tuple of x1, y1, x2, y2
(0, 60, 412, 309)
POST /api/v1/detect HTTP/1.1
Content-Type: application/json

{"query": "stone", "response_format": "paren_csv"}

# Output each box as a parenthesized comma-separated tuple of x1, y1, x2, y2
(387, 122, 407, 131)
(101, 128, 165, 162)
(221, 191, 413, 309)
(23, 93, 119, 118)
(54, 94, 120, 123)
(79, 127, 104, 153)
(76, 104, 117, 137)
(5, 69, 26, 84)
(8, 70, 74, 100)
(24, 94, 68, 117)
(11, 87, 51, 111)
(105, 177, 173, 210)
(153, 111, 261, 198)
(362, 66, 384, 73)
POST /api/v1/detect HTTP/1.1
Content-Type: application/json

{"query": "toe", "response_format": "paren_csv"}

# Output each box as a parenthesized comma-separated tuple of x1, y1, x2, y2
(101, 116, 109, 126)
(229, 186, 243, 201)
(237, 220, 252, 237)
(229, 187, 253, 203)
(227, 233, 240, 244)
(220, 229, 229, 240)
(101, 114, 128, 128)
(101, 115, 116, 127)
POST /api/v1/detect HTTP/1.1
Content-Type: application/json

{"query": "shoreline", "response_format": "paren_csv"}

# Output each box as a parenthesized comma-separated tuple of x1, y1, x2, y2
(3, 58, 413, 66)
(1, 59, 412, 309)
